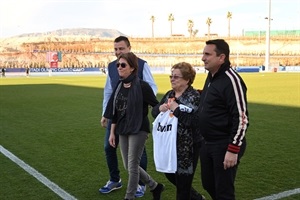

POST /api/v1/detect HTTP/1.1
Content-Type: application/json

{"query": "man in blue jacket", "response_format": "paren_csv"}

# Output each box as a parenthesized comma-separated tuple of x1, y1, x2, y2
(198, 39, 249, 200)
(99, 36, 157, 197)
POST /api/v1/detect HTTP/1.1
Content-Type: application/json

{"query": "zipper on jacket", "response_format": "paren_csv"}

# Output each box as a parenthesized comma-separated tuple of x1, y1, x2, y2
(201, 81, 211, 112)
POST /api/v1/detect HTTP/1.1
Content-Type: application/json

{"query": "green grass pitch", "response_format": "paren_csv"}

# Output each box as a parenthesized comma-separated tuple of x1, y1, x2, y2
(0, 73, 299, 200)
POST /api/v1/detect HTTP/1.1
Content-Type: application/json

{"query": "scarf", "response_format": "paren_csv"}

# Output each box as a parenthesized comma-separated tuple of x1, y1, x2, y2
(122, 73, 143, 134)
(104, 73, 143, 134)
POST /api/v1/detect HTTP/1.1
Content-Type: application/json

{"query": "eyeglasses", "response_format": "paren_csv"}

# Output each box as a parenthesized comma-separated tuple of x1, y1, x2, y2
(169, 75, 183, 80)
(117, 62, 127, 68)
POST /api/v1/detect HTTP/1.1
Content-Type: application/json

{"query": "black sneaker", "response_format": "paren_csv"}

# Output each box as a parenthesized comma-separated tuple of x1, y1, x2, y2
(191, 187, 206, 200)
(151, 183, 165, 200)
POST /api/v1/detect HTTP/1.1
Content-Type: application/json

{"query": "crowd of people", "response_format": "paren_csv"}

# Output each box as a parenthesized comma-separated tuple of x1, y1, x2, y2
(99, 36, 249, 200)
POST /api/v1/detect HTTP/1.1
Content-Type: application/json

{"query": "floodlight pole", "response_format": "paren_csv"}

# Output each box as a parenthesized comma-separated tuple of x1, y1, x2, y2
(265, 0, 271, 71)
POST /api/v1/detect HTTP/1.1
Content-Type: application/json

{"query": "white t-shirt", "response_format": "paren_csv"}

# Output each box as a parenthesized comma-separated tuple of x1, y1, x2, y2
(152, 110, 177, 173)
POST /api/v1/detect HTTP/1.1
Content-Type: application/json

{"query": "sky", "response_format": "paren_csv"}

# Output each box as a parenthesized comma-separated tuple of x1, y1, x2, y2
(0, 0, 299, 38)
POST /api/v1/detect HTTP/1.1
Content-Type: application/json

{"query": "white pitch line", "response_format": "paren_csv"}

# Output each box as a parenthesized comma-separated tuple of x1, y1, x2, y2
(254, 188, 300, 200)
(2, 145, 299, 200)
(0, 145, 77, 200)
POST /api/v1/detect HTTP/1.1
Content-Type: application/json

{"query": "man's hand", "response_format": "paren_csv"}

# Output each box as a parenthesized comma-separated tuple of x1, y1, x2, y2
(159, 103, 169, 112)
(109, 132, 116, 148)
(223, 151, 238, 170)
(100, 117, 107, 128)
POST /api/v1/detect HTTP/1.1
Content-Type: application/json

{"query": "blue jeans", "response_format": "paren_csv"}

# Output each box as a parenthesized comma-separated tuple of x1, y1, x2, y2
(104, 120, 147, 185)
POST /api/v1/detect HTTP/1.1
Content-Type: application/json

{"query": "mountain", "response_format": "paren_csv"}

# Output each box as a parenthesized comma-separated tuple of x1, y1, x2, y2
(16, 28, 126, 38)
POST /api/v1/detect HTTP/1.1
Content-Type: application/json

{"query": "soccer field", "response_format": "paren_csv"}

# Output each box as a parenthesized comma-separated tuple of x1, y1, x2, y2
(0, 73, 299, 200)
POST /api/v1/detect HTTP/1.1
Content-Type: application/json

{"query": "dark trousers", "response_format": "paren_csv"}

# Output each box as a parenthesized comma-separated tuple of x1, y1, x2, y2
(165, 142, 201, 200)
(104, 120, 147, 186)
(200, 140, 246, 200)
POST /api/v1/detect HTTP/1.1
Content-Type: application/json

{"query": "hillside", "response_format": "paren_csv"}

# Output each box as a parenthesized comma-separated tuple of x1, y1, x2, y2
(5, 28, 126, 39)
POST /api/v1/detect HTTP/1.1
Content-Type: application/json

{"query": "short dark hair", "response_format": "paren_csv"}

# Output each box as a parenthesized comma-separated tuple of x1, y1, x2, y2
(114, 36, 131, 47)
(206, 39, 230, 62)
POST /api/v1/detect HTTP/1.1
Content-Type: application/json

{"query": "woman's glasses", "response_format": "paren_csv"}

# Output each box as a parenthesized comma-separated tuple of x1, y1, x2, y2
(117, 63, 127, 68)
(169, 75, 183, 80)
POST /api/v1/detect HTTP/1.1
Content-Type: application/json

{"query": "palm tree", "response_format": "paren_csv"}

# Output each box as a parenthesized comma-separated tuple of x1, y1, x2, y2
(227, 11, 232, 38)
(150, 16, 155, 38)
(168, 13, 174, 36)
(192, 29, 198, 37)
(206, 17, 212, 38)
(187, 19, 194, 38)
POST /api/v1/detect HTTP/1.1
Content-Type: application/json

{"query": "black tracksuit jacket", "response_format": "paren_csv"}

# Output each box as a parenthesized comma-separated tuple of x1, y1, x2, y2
(198, 63, 249, 153)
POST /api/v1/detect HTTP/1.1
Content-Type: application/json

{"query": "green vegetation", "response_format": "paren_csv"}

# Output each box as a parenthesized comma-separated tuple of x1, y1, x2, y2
(0, 73, 299, 200)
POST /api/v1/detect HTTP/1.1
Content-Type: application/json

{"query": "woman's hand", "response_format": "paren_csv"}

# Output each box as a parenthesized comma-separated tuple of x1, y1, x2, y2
(168, 99, 179, 111)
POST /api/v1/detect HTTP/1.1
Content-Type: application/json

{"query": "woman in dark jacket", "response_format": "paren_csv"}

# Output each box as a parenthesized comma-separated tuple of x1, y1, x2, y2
(104, 52, 164, 200)
(152, 62, 205, 200)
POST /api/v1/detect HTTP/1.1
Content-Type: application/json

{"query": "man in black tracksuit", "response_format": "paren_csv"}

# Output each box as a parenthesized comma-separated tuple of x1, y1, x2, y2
(197, 39, 249, 200)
